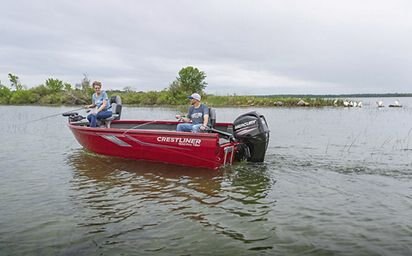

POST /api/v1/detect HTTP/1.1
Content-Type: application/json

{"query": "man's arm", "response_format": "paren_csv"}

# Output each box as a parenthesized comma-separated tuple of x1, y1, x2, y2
(202, 114, 209, 127)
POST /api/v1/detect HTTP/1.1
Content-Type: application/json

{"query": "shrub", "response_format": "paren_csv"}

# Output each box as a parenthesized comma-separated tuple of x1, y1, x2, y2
(10, 90, 38, 104)
(0, 86, 11, 104)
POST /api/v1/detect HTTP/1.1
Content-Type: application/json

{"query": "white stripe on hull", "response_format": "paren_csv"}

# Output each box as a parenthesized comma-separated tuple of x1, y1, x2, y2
(100, 135, 132, 147)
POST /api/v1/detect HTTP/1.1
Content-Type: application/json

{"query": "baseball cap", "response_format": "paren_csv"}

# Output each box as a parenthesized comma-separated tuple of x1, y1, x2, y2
(188, 93, 201, 101)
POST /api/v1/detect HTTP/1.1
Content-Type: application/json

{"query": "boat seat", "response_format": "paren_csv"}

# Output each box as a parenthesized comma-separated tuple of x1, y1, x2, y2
(101, 95, 122, 128)
(206, 107, 235, 141)
(208, 107, 216, 129)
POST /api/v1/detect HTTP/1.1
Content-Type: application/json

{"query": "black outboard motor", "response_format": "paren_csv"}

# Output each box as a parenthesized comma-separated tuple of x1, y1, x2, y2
(233, 111, 270, 162)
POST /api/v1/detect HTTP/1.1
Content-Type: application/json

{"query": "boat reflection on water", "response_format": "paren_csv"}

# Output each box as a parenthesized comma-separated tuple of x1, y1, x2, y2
(67, 149, 224, 195)
(67, 149, 274, 197)
(66, 149, 277, 249)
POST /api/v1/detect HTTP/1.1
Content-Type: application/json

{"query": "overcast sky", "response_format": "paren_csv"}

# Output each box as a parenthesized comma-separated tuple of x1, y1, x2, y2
(1, 0, 411, 95)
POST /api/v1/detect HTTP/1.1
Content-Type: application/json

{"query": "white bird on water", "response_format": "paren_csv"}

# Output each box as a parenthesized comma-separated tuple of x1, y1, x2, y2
(343, 100, 349, 107)
(343, 100, 362, 107)
(376, 101, 384, 107)
(389, 100, 402, 107)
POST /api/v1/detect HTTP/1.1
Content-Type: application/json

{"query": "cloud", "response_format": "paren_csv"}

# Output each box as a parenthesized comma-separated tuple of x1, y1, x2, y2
(1, 0, 411, 94)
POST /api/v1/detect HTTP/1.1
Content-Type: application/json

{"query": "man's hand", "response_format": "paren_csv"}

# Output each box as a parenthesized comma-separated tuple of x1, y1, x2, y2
(176, 114, 184, 122)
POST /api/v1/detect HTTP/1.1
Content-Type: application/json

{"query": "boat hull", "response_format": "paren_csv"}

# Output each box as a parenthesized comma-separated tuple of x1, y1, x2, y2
(68, 120, 238, 169)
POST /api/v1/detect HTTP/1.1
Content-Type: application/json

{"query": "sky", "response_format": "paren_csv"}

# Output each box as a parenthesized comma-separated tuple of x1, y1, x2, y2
(1, 0, 411, 95)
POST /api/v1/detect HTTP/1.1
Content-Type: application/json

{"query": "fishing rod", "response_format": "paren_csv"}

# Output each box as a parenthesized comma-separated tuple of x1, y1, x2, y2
(122, 120, 163, 135)
(19, 90, 93, 125)
(26, 107, 86, 124)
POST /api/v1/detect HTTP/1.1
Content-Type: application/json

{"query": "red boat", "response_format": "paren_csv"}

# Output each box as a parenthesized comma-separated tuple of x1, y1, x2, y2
(63, 99, 269, 169)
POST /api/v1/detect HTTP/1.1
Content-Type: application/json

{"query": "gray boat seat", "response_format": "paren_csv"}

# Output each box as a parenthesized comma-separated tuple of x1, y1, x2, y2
(208, 107, 216, 129)
(101, 95, 122, 128)
(206, 108, 235, 141)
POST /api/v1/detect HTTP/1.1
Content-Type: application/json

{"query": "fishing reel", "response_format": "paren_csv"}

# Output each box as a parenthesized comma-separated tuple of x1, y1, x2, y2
(62, 112, 85, 122)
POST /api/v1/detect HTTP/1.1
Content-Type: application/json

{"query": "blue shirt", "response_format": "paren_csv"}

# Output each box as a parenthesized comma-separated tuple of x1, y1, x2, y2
(188, 104, 209, 125)
(92, 91, 110, 111)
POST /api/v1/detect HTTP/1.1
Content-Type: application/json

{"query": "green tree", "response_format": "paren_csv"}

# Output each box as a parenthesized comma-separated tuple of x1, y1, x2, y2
(64, 82, 72, 91)
(168, 66, 207, 104)
(168, 80, 185, 104)
(176, 66, 207, 93)
(0, 84, 12, 104)
(9, 90, 37, 104)
(30, 85, 50, 97)
(8, 73, 23, 90)
(45, 78, 64, 92)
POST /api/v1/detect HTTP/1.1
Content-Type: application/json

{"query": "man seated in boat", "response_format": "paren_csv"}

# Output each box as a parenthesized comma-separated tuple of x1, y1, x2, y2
(84, 81, 112, 127)
(176, 93, 209, 133)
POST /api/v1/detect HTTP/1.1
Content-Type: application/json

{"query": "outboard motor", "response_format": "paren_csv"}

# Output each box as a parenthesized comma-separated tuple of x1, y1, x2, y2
(233, 111, 270, 162)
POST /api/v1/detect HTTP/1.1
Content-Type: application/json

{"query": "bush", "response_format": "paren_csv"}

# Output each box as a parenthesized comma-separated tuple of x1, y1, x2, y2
(39, 93, 64, 104)
(0, 86, 11, 104)
(45, 78, 64, 93)
(141, 91, 159, 105)
(9, 90, 39, 104)
(30, 85, 50, 97)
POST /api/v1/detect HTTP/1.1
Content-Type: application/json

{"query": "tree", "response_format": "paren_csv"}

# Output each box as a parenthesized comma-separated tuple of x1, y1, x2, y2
(167, 66, 207, 104)
(8, 73, 23, 90)
(9, 90, 37, 104)
(45, 78, 64, 92)
(0, 84, 12, 104)
(64, 83, 72, 91)
(176, 66, 207, 93)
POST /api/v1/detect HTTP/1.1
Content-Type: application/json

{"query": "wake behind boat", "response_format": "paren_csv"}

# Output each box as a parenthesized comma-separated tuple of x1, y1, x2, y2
(63, 102, 270, 169)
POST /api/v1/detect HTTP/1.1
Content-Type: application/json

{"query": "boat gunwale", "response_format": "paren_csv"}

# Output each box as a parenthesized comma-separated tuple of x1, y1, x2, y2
(67, 120, 231, 138)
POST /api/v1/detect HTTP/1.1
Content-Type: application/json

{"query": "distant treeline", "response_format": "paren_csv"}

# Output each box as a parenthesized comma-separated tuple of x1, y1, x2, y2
(0, 70, 340, 107)
(3, 68, 408, 107)
(262, 93, 412, 98)
(115, 91, 341, 107)
(0, 84, 341, 107)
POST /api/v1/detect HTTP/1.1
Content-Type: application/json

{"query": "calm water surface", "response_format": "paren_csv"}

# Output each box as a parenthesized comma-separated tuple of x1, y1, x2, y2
(1, 98, 411, 255)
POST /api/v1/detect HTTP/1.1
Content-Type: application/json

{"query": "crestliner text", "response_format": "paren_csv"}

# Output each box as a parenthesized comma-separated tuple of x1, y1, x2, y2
(157, 136, 201, 147)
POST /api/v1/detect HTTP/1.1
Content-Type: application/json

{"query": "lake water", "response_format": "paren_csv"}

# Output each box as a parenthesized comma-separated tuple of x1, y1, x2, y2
(1, 97, 411, 255)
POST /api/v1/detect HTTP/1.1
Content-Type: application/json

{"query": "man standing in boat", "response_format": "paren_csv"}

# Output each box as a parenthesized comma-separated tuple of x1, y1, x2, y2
(85, 81, 112, 127)
(176, 93, 209, 133)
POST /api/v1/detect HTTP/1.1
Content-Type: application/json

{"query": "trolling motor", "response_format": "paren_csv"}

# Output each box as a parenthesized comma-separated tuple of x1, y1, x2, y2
(233, 111, 270, 162)
(62, 112, 85, 122)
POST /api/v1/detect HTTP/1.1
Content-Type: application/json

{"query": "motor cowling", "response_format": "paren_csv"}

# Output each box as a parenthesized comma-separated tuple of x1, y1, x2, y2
(233, 111, 270, 162)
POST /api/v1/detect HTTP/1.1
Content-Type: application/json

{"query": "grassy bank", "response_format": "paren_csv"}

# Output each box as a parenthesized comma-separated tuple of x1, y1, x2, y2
(204, 95, 342, 107)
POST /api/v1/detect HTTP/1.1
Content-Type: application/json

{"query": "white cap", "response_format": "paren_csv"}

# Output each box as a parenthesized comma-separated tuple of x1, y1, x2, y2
(188, 93, 201, 101)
